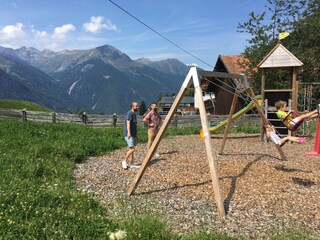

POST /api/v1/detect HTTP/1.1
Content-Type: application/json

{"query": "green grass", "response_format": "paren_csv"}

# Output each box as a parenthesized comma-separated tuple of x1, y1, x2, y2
(308, 119, 318, 133)
(0, 120, 123, 239)
(212, 121, 260, 134)
(0, 119, 314, 239)
(0, 99, 52, 112)
(0, 120, 205, 239)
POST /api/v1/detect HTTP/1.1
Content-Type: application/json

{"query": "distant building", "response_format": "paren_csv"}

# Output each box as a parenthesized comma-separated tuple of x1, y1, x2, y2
(158, 96, 196, 115)
(200, 55, 251, 115)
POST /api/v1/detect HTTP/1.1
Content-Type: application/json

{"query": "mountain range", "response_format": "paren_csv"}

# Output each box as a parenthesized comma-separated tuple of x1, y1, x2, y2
(0, 44, 190, 114)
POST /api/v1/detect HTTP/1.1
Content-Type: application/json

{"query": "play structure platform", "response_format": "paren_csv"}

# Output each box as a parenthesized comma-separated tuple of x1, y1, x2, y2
(200, 95, 262, 139)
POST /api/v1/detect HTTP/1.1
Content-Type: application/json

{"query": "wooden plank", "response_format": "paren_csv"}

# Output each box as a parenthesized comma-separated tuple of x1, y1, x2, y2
(197, 70, 246, 81)
(264, 89, 293, 92)
(194, 81, 226, 217)
(219, 92, 238, 154)
(261, 69, 266, 141)
(292, 67, 298, 111)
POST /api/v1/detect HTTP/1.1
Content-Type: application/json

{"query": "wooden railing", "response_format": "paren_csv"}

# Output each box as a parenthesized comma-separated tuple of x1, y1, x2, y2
(0, 108, 260, 128)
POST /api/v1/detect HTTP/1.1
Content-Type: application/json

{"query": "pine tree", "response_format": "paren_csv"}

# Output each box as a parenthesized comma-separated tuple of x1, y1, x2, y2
(139, 100, 147, 116)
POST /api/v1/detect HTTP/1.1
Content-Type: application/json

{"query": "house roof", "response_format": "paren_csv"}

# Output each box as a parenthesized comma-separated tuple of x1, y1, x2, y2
(159, 96, 194, 104)
(217, 55, 249, 74)
(258, 43, 303, 68)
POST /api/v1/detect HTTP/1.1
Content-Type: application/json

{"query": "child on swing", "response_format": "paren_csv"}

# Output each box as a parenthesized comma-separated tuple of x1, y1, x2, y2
(265, 125, 305, 147)
(275, 100, 319, 131)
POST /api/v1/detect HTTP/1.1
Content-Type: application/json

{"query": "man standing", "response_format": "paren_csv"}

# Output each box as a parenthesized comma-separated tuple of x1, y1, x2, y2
(143, 103, 162, 157)
(123, 102, 140, 169)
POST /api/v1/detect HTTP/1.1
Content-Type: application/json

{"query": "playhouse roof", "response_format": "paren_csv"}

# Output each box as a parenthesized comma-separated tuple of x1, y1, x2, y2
(258, 43, 303, 68)
(215, 55, 249, 74)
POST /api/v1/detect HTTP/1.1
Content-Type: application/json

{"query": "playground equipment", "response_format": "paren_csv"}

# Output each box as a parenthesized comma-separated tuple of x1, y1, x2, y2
(128, 67, 286, 218)
(258, 43, 303, 139)
(305, 118, 320, 156)
(200, 95, 262, 139)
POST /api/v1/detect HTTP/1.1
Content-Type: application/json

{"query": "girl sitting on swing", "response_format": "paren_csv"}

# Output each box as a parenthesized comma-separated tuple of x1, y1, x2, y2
(275, 100, 319, 131)
(265, 125, 306, 147)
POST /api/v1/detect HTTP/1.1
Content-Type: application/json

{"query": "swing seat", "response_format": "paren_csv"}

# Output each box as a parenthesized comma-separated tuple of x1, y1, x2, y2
(282, 110, 303, 131)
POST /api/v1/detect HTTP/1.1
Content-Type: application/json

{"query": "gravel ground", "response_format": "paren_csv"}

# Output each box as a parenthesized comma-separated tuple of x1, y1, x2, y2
(74, 134, 320, 239)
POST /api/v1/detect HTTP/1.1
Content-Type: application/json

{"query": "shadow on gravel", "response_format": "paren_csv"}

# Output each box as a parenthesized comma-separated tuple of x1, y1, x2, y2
(292, 177, 316, 187)
(222, 154, 268, 214)
(275, 165, 312, 173)
(221, 152, 283, 161)
(135, 180, 211, 196)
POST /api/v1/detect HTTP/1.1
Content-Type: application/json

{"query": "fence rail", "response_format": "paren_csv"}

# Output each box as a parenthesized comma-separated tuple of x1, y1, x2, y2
(0, 108, 261, 128)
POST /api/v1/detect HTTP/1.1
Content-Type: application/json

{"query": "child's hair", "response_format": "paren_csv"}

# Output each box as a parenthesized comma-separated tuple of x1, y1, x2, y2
(275, 100, 287, 110)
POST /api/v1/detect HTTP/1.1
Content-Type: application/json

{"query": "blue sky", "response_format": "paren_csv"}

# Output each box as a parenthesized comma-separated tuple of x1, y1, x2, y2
(0, 0, 267, 69)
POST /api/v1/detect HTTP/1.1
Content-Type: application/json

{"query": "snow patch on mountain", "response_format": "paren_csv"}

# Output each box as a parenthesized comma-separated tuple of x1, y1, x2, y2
(92, 103, 97, 110)
(103, 75, 111, 80)
(81, 64, 94, 72)
(68, 80, 79, 95)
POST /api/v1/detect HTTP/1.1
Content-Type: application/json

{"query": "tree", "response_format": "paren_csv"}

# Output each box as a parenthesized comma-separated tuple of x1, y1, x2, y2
(238, 0, 319, 95)
(139, 100, 147, 116)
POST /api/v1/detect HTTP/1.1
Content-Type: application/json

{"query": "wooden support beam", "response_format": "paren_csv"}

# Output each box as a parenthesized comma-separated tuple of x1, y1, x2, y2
(292, 67, 298, 111)
(219, 91, 239, 155)
(194, 79, 226, 217)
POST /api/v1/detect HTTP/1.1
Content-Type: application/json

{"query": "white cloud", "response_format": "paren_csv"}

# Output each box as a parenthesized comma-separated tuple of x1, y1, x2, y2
(52, 24, 76, 39)
(31, 26, 48, 38)
(83, 16, 117, 33)
(0, 23, 26, 40)
(35, 30, 48, 38)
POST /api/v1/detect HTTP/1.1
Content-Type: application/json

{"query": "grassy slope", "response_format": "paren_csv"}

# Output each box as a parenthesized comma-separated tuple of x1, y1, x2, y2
(0, 99, 51, 112)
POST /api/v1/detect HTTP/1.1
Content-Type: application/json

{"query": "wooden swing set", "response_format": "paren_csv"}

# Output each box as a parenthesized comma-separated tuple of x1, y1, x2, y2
(128, 66, 286, 217)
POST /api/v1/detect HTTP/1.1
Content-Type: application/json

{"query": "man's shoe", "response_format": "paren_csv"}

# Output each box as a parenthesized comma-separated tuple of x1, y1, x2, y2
(122, 160, 128, 170)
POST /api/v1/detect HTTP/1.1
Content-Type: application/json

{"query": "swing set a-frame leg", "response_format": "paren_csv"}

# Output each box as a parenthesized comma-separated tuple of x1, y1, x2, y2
(219, 91, 239, 154)
(128, 74, 189, 196)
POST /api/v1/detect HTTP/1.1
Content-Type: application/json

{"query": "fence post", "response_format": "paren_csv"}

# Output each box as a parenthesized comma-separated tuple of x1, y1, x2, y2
(82, 112, 87, 124)
(173, 114, 178, 127)
(52, 112, 56, 123)
(22, 109, 27, 122)
(112, 113, 117, 128)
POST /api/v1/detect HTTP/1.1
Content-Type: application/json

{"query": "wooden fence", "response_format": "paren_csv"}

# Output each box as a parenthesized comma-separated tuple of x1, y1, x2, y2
(0, 108, 261, 128)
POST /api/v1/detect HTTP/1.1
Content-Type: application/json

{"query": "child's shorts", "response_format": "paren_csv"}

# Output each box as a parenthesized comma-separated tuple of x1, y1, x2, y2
(289, 117, 302, 130)
(269, 132, 282, 146)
